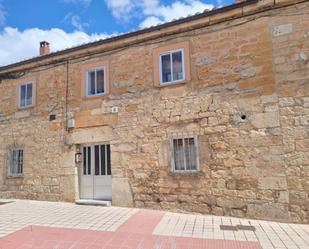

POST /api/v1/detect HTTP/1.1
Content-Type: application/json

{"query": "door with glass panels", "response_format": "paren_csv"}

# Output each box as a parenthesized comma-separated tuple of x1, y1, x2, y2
(80, 144, 112, 200)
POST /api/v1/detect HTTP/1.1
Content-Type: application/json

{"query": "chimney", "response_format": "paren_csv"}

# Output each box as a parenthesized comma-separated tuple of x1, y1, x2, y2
(40, 41, 50, 56)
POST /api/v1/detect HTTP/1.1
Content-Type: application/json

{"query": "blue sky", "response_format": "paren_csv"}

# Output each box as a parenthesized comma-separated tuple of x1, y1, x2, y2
(0, 0, 234, 66)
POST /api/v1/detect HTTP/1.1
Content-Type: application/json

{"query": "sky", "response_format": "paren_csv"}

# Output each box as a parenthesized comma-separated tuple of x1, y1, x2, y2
(0, 0, 234, 67)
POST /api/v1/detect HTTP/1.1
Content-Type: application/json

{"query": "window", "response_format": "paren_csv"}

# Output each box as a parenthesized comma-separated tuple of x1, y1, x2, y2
(82, 144, 111, 176)
(7, 149, 24, 176)
(83, 146, 91, 175)
(160, 49, 185, 84)
(19, 83, 33, 108)
(171, 136, 198, 172)
(153, 41, 190, 87)
(95, 144, 111, 176)
(86, 68, 106, 96)
(81, 62, 110, 99)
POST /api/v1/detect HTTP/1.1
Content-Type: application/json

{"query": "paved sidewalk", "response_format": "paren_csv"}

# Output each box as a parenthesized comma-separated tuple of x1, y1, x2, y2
(154, 212, 309, 249)
(0, 199, 136, 237)
(0, 200, 308, 249)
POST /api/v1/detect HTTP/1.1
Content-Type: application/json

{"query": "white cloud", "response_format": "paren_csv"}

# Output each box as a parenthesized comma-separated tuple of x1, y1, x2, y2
(144, 0, 213, 23)
(104, 0, 134, 20)
(0, 27, 112, 66)
(64, 13, 88, 31)
(139, 16, 162, 29)
(0, 0, 215, 66)
(104, 0, 214, 28)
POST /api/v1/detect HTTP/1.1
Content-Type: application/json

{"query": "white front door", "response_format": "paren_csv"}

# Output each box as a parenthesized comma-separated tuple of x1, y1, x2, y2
(80, 144, 112, 200)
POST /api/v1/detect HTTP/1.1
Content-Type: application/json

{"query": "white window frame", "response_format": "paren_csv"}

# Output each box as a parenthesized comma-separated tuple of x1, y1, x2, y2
(7, 148, 24, 177)
(159, 48, 185, 85)
(19, 82, 34, 108)
(170, 135, 199, 173)
(86, 67, 106, 97)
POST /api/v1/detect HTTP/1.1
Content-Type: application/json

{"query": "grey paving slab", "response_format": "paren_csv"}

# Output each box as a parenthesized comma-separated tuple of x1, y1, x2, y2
(153, 212, 309, 249)
(0, 199, 136, 237)
(1, 199, 308, 249)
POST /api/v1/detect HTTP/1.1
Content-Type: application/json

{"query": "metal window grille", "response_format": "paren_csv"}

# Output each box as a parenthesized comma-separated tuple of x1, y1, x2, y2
(95, 144, 111, 176)
(82, 144, 111, 176)
(172, 137, 198, 172)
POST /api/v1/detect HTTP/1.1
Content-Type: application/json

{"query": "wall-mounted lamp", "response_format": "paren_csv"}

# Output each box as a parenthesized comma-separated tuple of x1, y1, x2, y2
(75, 152, 82, 164)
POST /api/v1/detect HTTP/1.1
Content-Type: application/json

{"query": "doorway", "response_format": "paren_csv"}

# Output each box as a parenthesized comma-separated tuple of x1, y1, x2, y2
(80, 144, 112, 200)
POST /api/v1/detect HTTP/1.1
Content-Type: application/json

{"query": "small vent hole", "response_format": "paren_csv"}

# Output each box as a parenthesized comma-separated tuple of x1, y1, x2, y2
(241, 114, 247, 120)
(49, 114, 56, 121)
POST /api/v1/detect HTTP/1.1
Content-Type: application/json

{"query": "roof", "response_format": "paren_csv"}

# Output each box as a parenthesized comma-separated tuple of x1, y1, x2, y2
(0, 0, 259, 72)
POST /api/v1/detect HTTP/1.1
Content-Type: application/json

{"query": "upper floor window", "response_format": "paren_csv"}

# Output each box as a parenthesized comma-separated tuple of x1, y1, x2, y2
(171, 136, 198, 172)
(153, 41, 190, 87)
(19, 82, 33, 108)
(160, 49, 185, 84)
(7, 148, 24, 176)
(86, 68, 106, 96)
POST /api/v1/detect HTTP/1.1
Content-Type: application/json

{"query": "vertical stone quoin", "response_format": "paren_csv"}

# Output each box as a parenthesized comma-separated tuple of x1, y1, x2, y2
(270, 1, 309, 223)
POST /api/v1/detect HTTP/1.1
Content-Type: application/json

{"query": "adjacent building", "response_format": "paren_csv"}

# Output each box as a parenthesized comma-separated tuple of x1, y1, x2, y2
(0, 0, 308, 223)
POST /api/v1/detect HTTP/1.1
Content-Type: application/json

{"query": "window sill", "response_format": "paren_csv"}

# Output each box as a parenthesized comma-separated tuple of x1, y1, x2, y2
(170, 170, 201, 174)
(157, 79, 187, 88)
(18, 105, 34, 110)
(6, 175, 24, 179)
(83, 94, 107, 100)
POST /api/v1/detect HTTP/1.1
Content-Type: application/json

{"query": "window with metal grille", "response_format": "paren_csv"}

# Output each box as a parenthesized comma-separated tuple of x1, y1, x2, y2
(19, 83, 33, 108)
(86, 68, 106, 96)
(7, 149, 24, 176)
(171, 137, 198, 172)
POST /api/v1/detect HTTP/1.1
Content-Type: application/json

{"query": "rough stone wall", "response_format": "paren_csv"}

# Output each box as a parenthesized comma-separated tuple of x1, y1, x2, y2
(65, 1, 308, 222)
(0, 0, 308, 223)
(271, 1, 309, 222)
(0, 65, 76, 201)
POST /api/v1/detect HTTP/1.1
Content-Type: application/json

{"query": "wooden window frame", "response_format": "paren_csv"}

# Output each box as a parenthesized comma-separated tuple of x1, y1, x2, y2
(170, 135, 200, 173)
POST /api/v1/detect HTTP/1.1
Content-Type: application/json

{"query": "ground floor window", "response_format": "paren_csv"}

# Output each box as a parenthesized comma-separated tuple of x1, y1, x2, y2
(7, 148, 24, 176)
(171, 136, 198, 172)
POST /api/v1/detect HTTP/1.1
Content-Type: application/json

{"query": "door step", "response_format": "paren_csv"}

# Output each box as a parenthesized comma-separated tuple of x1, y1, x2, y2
(75, 199, 111, 206)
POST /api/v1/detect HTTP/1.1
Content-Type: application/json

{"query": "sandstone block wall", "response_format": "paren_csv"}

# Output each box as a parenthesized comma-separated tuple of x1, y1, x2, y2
(0, 65, 76, 202)
(0, 0, 308, 223)
(66, 0, 308, 223)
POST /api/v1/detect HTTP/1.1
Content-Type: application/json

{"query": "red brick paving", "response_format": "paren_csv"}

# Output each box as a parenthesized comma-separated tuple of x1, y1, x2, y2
(0, 210, 262, 249)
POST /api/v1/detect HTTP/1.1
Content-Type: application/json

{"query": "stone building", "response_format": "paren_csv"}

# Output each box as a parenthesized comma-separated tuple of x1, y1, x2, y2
(0, 0, 308, 223)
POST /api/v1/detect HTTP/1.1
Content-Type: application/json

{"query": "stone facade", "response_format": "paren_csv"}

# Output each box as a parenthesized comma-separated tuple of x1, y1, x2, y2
(0, 0, 308, 223)
(0, 66, 75, 201)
